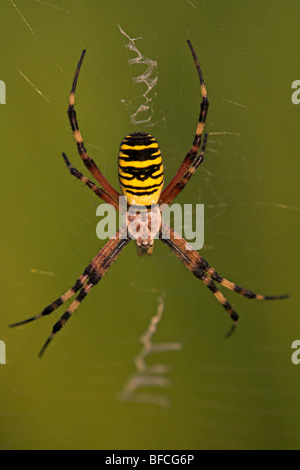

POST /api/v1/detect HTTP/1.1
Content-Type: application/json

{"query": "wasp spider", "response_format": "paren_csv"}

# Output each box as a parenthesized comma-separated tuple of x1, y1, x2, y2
(10, 41, 288, 356)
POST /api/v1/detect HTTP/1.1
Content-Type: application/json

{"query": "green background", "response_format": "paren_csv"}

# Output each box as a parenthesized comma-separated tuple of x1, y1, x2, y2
(0, 0, 299, 450)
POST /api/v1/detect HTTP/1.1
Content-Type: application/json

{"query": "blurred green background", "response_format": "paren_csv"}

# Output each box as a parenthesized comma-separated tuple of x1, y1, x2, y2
(0, 0, 299, 450)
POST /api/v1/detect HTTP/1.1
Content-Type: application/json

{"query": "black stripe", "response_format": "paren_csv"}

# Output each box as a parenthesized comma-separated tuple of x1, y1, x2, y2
(72, 278, 85, 291)
(124, 188, 160, 196)
(192, 266, 205, 280)
(77, 141, 87, 154)
(77, 287, 89, 302)
(119, 164, 162, 180)
(89, 273, 101, 285)
(206, 280, 218, 293)
(122, 132, 155, 147)
(120, 181, 162, 190)
(231, 312, 239, 321)
(119, 170, 163, 182)
(234, 285, 243, 294)
(234, 285, 256, 298)
(84, 264, 94, 276)
(196, 258, 209, 270)
(195, 258, 223, 284)
(210, 271, 223, 283)
(43, 298, 63, 316)
(223, 303, 238, 321)
(53, 311, 71, 333)
(119, 148, 160, 162)
(68, 107, 78, 132)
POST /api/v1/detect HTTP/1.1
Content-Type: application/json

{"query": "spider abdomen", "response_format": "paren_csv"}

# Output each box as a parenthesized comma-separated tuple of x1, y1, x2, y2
(118, 132, 164, 206)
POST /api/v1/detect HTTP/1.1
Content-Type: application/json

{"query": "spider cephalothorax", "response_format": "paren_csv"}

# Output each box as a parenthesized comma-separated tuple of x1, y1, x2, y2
(10, 41, 288, 357)
(126, 204, 161, 256)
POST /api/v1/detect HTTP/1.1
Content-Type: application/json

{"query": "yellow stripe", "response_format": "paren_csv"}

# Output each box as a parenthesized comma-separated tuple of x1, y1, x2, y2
(119, 157, 162, 169)
(151, 169, 163, 177)
(69, 93, 75, 106)
(118, 133, 164, 205)
(119, 175, 164, 189)
(119, 150, 161, 159)
(120, 143, 158, 151)
(221, 279, 235, 290)
(73, 129, 82, 143)
(125, 134, 153, 140)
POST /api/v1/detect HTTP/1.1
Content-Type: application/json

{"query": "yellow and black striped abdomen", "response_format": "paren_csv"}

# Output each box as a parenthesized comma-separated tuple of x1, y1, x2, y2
(118, 132, 164, 206)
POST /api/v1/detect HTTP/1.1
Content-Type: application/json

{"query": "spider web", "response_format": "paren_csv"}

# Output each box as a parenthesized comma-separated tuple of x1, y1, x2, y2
(119, 295, 182, 408)
(118, 25, 159, 127)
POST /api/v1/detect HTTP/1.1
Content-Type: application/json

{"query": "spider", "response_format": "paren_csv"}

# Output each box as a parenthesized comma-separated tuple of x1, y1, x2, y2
(10, 40, 288, 357)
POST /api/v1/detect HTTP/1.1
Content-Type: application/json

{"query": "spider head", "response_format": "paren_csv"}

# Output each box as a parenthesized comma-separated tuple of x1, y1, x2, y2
(126, 205, 161, 256)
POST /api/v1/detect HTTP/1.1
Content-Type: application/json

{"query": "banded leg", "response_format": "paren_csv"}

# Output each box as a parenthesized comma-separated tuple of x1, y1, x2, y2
(164, 225, 288, 301)
(160, 223, 288, 332)
(11, 229, 130, 356)
(9, 229, 127, 328)
(9, 273, 89, 327)
(62, 153, 120, 210)
(68, 49, 120, 202)
(38, 231, 130, 356)
(161, 133, 208, 207)
(38, 281, 95, 358)
(160, 40, 209, 205)
(160, 226, 239, 332)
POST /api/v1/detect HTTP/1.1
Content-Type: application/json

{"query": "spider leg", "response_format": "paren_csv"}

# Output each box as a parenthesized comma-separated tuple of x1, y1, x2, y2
(160, 223, 288, 333)
(10, 237, 121, 328)
(160, 40, 208, 205)
(62, 153, 119, 210)
(160, 226, 239, 329)
(161, 134, 208, 207)
(9, 273, 89, 328)
(38, 280, 95, 358)
(38, 230, 130, 357)
(162, 224, 289, 300)
(9, 238, 113, 328)
(67, 49, 120, 202)
(10, 229, 130, 355)
(164, 225, 288, 301)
